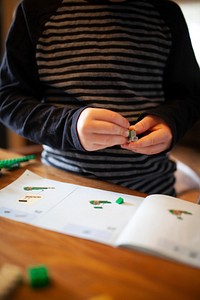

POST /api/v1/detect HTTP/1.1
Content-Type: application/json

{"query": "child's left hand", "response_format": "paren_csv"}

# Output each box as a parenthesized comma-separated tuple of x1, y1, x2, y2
(121, 115, 173, 155)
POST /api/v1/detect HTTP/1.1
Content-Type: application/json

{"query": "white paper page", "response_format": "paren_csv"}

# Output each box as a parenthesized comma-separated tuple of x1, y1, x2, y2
(0, 170, 144, 245)
(116, 194, 200, 268)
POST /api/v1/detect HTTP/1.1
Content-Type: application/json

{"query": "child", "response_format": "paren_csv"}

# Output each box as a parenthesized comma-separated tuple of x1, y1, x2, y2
(0, 0, 200, 195)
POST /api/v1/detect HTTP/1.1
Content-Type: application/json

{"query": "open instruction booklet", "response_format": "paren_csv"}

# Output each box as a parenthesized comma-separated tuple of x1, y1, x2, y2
(0, 170, 200, 268)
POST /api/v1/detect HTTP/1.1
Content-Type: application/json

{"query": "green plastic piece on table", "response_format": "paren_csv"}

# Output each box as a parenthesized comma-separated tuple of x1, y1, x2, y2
(28, 265, 49, 288)
(0, 155, 36, 170)
(116, 197, 124, 205)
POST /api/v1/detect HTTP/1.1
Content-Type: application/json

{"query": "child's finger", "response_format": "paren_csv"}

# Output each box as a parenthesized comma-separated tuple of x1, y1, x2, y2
(130, 116, 157, 135)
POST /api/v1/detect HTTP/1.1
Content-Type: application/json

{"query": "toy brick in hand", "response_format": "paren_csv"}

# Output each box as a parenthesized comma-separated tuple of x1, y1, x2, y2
(128, 130, 138, 142)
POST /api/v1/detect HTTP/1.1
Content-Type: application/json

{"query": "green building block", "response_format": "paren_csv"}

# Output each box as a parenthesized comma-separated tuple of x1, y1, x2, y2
(27, 265, 50, 288)
(0, 155, 35, 165)
(0, 155, 35, 170)
(115, 197, 124, 205)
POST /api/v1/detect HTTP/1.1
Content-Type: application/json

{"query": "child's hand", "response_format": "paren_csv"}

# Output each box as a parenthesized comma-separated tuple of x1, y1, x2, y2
(77, 108, 130, 151)
(121, 115, 173, 154)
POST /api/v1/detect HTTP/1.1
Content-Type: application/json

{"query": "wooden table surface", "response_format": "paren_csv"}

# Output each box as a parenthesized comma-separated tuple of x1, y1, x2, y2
(0, 148, 200, 300)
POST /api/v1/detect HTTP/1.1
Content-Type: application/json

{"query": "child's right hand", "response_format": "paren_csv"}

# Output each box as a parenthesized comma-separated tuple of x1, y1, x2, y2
(77, 108, 130, 151)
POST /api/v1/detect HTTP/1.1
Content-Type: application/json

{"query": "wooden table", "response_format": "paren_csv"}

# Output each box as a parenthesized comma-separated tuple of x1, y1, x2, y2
(0, 149, 200, 300)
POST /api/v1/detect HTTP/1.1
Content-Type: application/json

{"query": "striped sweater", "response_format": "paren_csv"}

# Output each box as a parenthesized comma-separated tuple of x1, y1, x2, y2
(1, 0, 200, 195)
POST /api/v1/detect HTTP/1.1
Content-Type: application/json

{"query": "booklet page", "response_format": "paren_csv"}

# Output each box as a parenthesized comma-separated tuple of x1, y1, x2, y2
(0, 170, 144, 245)
(116, 194, 200, 268)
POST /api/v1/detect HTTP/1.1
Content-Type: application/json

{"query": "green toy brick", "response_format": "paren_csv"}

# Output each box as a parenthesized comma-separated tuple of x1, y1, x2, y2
(27, 265, 49, 288)
(115, 197, 124, 204)
(0, 155, 35, 170)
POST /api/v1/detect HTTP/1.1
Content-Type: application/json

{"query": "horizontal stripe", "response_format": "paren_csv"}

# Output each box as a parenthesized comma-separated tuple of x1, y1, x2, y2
(42, 147, 176, 195)
(37, 44, 170, 58)
(37, 0, 175, 194)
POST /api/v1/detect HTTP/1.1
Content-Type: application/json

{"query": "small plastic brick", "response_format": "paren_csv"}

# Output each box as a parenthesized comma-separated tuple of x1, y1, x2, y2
(0, 155, 36, 170)
(0, 263, 22, 300)
(115, 197, 124, 205)
(128, 130, 138, 142)
(27, 265, 49, 288)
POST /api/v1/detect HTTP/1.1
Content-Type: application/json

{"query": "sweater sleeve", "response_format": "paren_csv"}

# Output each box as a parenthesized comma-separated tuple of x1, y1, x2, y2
(139, 0, 200, 146)
(0, 2, 84, 151)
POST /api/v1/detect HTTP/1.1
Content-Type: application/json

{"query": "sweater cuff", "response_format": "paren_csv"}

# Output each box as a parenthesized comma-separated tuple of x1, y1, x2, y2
(70, 107, 88, 151)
